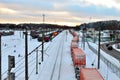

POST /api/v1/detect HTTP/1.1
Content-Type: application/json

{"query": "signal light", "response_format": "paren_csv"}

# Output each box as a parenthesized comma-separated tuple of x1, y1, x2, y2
(8, 55, 15, 68)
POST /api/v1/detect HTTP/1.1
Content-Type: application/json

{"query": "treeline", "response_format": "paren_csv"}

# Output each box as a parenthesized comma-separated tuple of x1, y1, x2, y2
(78, 20, 120, 30)
(0, 23, 75, 30)
(1, 20, 119, 31)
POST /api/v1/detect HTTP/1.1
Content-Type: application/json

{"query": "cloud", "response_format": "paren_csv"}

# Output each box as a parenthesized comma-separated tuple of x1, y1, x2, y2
(114, 0, 120, 3)
(0, 8, 18, 15)
(82, 0, 120, 10)
(0, 0, 120, 26)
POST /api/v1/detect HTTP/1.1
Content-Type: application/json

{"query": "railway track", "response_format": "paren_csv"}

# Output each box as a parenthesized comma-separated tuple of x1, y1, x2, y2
(37, 31, 67, 80)
(100, 42, 120, 61)
(50, 32, 64, 80)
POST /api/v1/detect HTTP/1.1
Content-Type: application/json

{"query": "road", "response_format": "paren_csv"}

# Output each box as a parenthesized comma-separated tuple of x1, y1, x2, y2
(100, 42, 120, 61)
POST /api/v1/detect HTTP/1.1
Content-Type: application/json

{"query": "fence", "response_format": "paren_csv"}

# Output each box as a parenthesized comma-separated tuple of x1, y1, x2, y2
(87, 41, 120, 78)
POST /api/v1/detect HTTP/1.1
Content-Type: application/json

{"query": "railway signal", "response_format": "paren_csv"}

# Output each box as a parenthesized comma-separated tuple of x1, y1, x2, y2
(10, 72, 15, 80)
(8, 55, 15, 68)
(8, 55, 15, 80)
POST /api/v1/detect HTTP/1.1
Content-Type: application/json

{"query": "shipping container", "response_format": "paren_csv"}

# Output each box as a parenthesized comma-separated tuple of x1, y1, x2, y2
(80, 68, 104, 80)
(71, 42, 78, 48)
(52, 32, 58, 37)
(44, 35, 50, 42)
(72, 48, 86, 67)
(72, 36, 79, 42)
(72, 32, 78, 37)
(69, 30, 78, 37)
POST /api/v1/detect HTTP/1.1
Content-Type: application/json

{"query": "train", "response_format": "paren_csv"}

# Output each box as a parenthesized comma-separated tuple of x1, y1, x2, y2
(69, 30, 104, 80)
(0, 31, 14, 36)
(80, 68, 104, 80)
(30, 30, 62, 42)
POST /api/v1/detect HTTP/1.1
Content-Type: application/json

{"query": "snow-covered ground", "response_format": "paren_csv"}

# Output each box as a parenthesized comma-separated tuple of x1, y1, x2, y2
(1, 30, 120, 80)
(2, 30, 76, 80)
(80, 42, 120, 80)
(78, 32, 120, 80)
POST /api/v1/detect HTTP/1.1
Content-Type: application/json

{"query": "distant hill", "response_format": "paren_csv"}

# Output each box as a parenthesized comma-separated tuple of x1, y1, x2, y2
(1, 20, 120, 30)
(0, 23, 75, 30)
(78, 20, 120, 30)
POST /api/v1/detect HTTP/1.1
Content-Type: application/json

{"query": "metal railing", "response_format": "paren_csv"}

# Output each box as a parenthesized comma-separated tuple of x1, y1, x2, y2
(87, 41, 120, 78)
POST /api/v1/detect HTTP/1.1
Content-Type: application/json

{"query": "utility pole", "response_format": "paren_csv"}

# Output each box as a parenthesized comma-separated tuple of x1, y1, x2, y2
(36, 48, 38, 74)
(43, 14, 45, 23)
(25, 28, 28, 80)
(83, 30, 85, 50)
(98, 26, 101, 69)
(0, 34, 1, 80)
(42, 14, 45, 62)
(41, 32, 44, 62)
(83, 24, 86, 50)
(8, 58, 10, 80)
(66, 30, 68, 41)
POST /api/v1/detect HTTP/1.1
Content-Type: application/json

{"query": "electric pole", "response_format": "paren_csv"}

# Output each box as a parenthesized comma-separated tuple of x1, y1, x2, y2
(36, 48, 38, 74)
(43, 14, 45, 23)
(42, 14, 45, 62)
(83, 24, 86, 50)
(25, 28, 28, 80)
(0, 34, 1, 80)
(98, 26, 101, 69)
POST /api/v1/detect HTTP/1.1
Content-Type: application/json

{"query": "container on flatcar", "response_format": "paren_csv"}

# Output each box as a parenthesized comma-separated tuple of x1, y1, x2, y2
(71, 42, 78, 50)
(72, 32, 78, 37)
(30, 30, 39, 39)
(72, 36, 79, 43)
(72, 48, 86, 68)
(52, 32, 58, 37)
(80, 68, 104, 80)
(44, 35, 50, 42)
(37, 34, 43, 42)
(31, 34, 39, 39)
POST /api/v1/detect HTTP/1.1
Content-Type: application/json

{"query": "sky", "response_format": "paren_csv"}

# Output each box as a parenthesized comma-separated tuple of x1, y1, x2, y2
(0, 0, 120, 26)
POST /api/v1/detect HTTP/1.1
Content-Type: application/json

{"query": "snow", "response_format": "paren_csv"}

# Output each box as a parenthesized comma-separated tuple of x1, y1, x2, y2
(78, 36, 120, 80)
(2, 30, 76, 80)
(37, 31, 76, 80)
(113, 44, 120, 52)
(1, 30, 120, 80)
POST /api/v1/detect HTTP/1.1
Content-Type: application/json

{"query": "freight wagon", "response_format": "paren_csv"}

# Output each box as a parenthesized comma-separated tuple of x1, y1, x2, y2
(71, 42, 78, 48)
(72, 48, 86, 67)
(72, 36, 79, 43)
(71, 48, 86, 79)
(69, 30, 104, 80)
(80, 68, 104, 80)
(52, 31, 58, 37)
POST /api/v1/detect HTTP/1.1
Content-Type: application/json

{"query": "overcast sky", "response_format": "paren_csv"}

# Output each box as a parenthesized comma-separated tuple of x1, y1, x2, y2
(0, 0, 120, 26)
